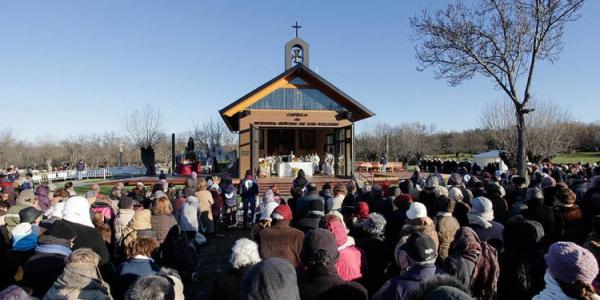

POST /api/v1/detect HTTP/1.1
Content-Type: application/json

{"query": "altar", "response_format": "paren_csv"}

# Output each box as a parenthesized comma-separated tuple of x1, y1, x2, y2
(276, 162, 314, 177)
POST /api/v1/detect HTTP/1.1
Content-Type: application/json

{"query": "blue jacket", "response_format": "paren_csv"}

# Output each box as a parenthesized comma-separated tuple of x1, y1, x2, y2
(373, 264, 443, 300)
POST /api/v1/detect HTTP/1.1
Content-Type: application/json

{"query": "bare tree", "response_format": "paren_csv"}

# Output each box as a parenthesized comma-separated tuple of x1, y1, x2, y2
(191, 117, 237, 154)
(411, 0, 584, 176)
(125, 104, 165, 175)
(481, 99, 575, 162)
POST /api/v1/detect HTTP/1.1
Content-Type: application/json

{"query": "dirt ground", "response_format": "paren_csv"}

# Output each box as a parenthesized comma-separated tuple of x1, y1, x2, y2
(185, 227, 251, 299)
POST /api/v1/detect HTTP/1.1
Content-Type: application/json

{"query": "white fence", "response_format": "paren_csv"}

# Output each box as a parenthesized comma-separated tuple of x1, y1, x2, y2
(30, 166, 146, 184)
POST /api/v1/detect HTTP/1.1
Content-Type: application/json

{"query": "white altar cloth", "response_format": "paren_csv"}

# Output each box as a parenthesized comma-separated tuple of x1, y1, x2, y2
(276, 162, 314, 177)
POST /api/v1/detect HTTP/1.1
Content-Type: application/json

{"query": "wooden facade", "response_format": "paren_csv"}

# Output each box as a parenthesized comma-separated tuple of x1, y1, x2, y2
(220, 43, 374, 178)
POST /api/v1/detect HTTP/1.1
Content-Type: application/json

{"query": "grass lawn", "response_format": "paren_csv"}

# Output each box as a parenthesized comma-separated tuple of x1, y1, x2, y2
(73, 183, 185, 196)
(552, 152, 600, 164)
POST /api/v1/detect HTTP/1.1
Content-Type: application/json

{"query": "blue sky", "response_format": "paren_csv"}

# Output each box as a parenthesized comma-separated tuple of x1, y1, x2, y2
(1, 0, 598, 141)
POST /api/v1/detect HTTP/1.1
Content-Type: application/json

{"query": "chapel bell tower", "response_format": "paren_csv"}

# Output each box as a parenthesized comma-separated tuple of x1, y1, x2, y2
(285, 21, 310, 70)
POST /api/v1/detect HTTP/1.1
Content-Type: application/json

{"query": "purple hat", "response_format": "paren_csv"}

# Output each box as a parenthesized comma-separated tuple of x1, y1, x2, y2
(545, 241, 598, 284)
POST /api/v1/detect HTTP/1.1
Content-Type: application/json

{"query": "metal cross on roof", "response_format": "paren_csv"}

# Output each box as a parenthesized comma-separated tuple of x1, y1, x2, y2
(292, 21, 302, 38)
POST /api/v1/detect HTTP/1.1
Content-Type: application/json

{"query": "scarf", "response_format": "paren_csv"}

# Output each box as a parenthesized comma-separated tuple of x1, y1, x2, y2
(532, 272, 577, 300)
(468, 213, 493, 229)
(36, 244, 72, 257)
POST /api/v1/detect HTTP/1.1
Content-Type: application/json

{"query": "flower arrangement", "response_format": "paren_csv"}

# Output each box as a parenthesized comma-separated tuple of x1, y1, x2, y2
(291, 167, 300, 177)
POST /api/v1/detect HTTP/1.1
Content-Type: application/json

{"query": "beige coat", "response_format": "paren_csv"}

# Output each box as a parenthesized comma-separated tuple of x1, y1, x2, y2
(195, 190, 214, 220)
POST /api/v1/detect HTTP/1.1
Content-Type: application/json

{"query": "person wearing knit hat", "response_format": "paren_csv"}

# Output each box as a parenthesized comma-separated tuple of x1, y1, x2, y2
(12, 222, 38, 251)
(298, 229, 368, 300)
(0, 285, 36, 300)
(18, 206, 42, 225)
(406, 202, 428, 220)
(242, 257, 301, 300)
(255, 204, 305, 267)
(533, 242, 600, 300)
(296, 198, 325, 233)
(21, 220, 77, 297)
(468, 197, 504, 249)
(121, 209, 155, 247)
(271, 204, 293, 221)
(552, 182, 586, 244)
(395, 202, 440, 272)
(4, 188, 40, 232)
(374, 233, 441, 300)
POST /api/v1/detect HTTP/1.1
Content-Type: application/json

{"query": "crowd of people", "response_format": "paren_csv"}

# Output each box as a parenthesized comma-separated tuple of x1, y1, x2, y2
(0, 159, 599, 299)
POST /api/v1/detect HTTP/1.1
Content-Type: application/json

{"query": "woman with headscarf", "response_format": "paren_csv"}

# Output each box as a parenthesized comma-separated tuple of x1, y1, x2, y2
(61, 196, 110, 266)
(467, 197, 504, 249)
(443, 227, 499, 300)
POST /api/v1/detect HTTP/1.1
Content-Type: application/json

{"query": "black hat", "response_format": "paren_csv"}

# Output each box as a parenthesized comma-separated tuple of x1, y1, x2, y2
(19, 207, 42, 224)
(301, 229, 339, 266)
(401, 233, 437, 263)
(118, 196, 134, 209)
(47, 220, 77, 241)
(308, 199, 324, 214)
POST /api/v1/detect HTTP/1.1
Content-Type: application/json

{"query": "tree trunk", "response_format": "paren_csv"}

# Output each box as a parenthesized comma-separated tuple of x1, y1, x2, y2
(516, 112, 527, 177)
(140, 146, 156, 176)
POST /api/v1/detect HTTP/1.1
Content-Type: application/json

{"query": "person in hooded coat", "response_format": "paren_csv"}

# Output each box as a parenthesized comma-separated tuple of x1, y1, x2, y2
(498, 217, 546, 300)
(22, 220, 77, 298)
(297, 229, 368, 300)
(179, 196, 200, 240)
(324, 217, 365, 281)
(43, 248, 112, 300)
(442, 227, 499, 300)
(241, 257, 300, 300)
(467, 197, 504, 250)
(212, 238, 261, 300)
(61, 196, 110, 266)
(374, 233, 443, 300)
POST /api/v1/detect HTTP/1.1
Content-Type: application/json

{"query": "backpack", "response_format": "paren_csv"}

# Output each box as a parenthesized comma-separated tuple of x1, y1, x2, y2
(470, 241, 500, 300)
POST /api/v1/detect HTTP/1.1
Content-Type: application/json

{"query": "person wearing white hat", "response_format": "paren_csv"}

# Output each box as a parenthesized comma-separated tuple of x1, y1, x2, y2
(468, 197, 504, 249)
